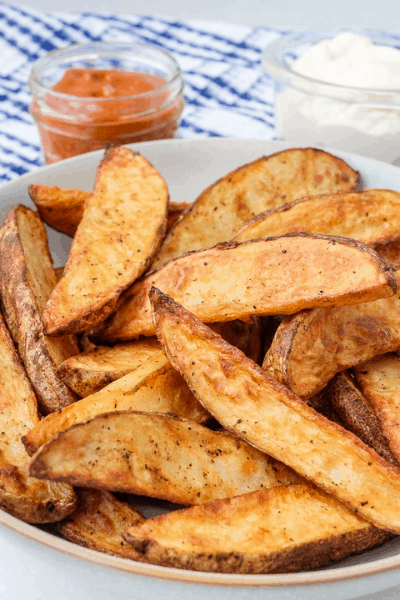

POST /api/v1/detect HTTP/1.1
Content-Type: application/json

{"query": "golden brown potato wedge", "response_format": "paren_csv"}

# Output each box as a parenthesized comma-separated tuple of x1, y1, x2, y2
(354, 354, 400, 463)
(0, 205, 79, 414)
(29, 182, 188, 238)
(58, 488, 146, 560)
(97, 233, 396, 341)
(151, 288, 400, 533)
(23, 351, 210, 455)
(58, 338, 161, 397)
(323, 372, 397, 465)
(263, 291, 400, 399)
(59, 317, 262, 397)
(152, 147, 360, 269)
(124, 484, 391, 574)
(28, 412, 299, 505)
(0, 312, 76, 522)
(42, 147, 169, 336)
(234, 190, 400, 246)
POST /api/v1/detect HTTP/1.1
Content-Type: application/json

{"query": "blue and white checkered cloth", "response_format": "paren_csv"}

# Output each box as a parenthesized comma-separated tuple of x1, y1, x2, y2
(0, 3, 286, 182)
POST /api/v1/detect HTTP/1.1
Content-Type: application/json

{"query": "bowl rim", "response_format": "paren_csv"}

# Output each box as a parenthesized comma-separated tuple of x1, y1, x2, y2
(261, 29, 400, 101)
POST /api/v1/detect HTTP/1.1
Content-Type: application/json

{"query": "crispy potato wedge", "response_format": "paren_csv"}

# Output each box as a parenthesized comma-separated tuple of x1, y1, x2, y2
(0, 312, 76, 522)
(29, 182, 188, 238)
(124, 484, 391, 573)
(263, 291, 400, 399)
(29, 185, 89, 237)
(42, 147, 169, 336)
(97, 234, 396, 341)
(58, 338, 161, 397)
(234, 190, 400, 246)
(28, 412, 299, 505)
(59, 317, 262, 397)
(151, 288, 400, 533)
(23, 351, 210, 455)
(324, 372, 397, 465)
(0, 205, 79, 414)
(152, 147, 360, 269)
(58, 488, 145, 560)
(354, 354, 400, 462)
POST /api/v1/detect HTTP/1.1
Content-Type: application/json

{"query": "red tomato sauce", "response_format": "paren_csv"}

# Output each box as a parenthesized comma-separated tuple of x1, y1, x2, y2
(31, 69, 184, 163)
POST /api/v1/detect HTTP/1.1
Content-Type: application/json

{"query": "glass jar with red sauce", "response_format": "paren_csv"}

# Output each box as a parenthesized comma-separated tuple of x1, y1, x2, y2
(28, 42, 185, 163)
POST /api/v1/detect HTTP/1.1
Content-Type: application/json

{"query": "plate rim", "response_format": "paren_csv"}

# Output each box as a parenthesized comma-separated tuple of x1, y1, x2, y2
(1, 137, 400, 588)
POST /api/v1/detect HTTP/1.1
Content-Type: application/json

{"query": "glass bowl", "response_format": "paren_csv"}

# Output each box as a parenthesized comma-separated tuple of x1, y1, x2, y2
(262, 30, 400, 165)
(29, 42, 185, 163)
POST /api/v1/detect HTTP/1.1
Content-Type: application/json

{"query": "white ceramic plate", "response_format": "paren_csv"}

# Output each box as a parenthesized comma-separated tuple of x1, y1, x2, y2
(1, 138, 400, 600)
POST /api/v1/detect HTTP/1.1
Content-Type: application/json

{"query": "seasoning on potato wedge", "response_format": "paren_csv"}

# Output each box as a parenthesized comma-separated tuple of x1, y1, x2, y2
(28, 412, 299, 505)
(23, 351, 211, 455)
(0, 312, 77, 522)
(150, 288, 400, 534)
(0, 204, 79, 414)
(29, 182, 188, 238)
(152, 147, 360, 269)
(97, 233, 396, 341)
(123, 484, 391, 574)
(234, 189, 400, 246)
(263, 291, 400, 399)
(58, 488, 146, 559)
(42, 147, 169, 336)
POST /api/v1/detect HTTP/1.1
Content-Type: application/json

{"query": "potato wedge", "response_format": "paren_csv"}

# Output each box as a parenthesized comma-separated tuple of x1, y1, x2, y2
(28, 413, 299, 505)
(59, 317, 262, 397)
(58, 338, 161, 397)
(23, 351, 210, 455)
(263, 291, 400, 399)
(29, 182, 188, 238)
(0, 312, 76, 522)
(0, 205, 79, 414)
(324, 372, 397, 465)
(152, 147, 360, 269)
(124, 484, 391, 573)
(58, 488, 145, 560)
(234, 189, 400, 246)
(354, 354, 400, 462)
(97, 234, 396, 341)
(42, 147, 169, 336)
(150, 288, 400, 533)
(28, 185, 89, 237)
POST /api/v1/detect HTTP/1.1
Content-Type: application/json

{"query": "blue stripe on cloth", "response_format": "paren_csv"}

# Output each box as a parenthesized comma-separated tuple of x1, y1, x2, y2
(0, 4, 284, 181)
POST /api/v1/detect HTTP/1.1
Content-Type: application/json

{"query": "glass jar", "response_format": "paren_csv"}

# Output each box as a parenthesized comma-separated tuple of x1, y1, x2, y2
(262, 30, 400, 165)
(29, 42, 185, 163)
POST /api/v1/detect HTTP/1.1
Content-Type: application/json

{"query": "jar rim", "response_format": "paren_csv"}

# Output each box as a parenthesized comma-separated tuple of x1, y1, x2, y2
(29, 41, 183, 102)
(262, 29, 400, 103)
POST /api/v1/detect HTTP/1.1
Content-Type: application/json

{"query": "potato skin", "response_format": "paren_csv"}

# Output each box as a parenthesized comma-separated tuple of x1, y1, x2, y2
(0, 312, 76, 523)
(0, 205, 79, 414)
(124, 484, 392, 574)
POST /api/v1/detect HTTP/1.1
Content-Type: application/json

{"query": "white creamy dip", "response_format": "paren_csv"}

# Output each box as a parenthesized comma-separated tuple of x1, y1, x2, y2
(276, 32, 400, 163)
